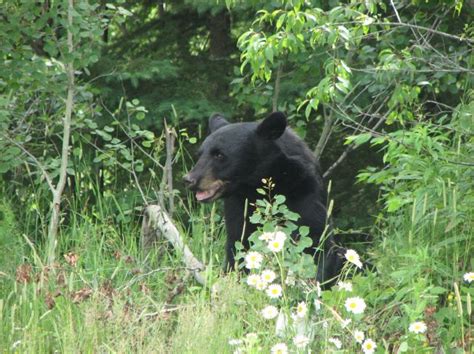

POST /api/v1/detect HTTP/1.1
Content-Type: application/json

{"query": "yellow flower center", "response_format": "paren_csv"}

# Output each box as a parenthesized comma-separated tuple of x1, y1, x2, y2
(366, 343, 372, 349)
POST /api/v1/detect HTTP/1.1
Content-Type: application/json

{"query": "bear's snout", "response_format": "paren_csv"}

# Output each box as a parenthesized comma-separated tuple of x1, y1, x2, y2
(182, 173, 197, 188)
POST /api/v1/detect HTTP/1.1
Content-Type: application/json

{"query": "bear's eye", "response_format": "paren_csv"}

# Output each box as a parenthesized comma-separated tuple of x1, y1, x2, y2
(212, 150, 224, 160)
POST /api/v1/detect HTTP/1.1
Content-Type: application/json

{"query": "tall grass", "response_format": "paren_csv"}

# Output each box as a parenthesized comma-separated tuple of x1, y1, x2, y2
(0, 136, 472, 353)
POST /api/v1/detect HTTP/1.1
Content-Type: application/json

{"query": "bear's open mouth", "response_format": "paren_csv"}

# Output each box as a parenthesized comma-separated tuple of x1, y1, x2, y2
(195, 180, 225, 202)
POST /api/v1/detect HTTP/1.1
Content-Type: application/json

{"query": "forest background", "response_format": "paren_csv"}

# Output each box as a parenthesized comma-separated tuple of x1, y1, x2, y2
(0, 0, 472, 352)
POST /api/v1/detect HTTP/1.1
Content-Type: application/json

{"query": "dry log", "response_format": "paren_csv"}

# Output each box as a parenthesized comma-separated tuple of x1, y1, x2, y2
(141, 204, 207, 285)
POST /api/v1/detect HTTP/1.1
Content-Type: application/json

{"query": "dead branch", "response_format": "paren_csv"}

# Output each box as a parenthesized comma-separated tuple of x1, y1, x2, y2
(141, 204, 206, 285)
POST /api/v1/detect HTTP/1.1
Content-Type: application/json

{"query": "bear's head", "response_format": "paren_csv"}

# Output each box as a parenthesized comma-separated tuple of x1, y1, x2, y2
(183, 112, 287, 202)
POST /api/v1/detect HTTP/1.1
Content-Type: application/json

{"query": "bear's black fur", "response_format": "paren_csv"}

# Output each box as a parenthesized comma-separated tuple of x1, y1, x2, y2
(184, 112, 344, 285)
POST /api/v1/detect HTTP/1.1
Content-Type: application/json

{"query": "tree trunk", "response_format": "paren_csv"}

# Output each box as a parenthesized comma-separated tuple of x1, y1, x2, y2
(46, 0, 75, 265)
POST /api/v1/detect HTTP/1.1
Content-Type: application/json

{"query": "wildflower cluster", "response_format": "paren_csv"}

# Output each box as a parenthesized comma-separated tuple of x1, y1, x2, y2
(229, 180, 382, 353)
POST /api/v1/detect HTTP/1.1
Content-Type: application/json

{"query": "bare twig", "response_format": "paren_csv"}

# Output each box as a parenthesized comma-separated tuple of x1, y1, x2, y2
(323, 103, 389, 179)
(164, 121, 176, 216)
(390, 0, 402, 23)
(314, 108, 334, 159)
(371, 22, 474, 44)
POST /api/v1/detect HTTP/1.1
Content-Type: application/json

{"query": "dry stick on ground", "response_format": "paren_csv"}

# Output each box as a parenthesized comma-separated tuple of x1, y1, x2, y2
(141, 204, 207, 286)
(46, 0, 75, 265)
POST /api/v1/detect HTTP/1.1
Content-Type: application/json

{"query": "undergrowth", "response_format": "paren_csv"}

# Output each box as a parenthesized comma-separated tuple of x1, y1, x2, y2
(0, 175, 472, 353)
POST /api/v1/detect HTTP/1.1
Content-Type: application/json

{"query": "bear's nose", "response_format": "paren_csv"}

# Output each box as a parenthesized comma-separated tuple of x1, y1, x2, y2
(183, 173, 196, 187)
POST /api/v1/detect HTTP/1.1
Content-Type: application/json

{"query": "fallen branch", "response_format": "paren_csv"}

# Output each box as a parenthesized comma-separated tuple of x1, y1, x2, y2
(141, 204, 207, 285)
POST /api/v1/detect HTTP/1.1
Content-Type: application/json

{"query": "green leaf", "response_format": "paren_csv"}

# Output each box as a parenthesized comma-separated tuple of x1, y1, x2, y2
(386, 197, 403, 212)
(299, 226, 309, 238)
(264, 46, 274, 63)
(117, 6, 133, 17)
(398, 342, 408, 352)
(274, 195, 286, 205)
(345, 133, 372, 146)
(276, 14, 286, 30)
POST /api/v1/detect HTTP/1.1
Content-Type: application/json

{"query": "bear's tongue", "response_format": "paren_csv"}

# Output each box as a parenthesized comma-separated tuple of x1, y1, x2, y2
(196, 190, 213, 201)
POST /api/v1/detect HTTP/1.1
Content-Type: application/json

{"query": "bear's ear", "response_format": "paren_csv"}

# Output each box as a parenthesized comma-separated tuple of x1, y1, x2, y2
(209, 114, 230, 133)
(256, 111, 287, 140)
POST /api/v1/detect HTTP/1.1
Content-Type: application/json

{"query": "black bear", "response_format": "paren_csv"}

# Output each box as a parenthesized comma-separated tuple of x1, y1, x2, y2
(184, 111, 343, 285)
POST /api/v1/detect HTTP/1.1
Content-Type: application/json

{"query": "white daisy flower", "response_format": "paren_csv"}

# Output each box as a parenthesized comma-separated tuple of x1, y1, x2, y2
(245, 251, 263, 269)
(261, 305, 279, 319)
(295, 301, 308, 318)
(271, 342, 288, 354)
(293, 334, 310, 348)
(261, 269, 276, 284)
(274, 230, 287, 241)
(353, 330, 365, 343)
(362, 338, 377, 354)
(255, 278, 268, 291)
(228, 338, 242, 346)
(345, 297, 366, 314)
(267, 234, 285, 252)
(409, 321, 427, 334)
(337, 281, 353, 292)
(266, 284, 283, 299)
(328, 337, 342, 349)
(246, 274, 260, 287)
(463, 272, 474, 283)
(259, 231, 275, 242)
(344, 249, 363, 269)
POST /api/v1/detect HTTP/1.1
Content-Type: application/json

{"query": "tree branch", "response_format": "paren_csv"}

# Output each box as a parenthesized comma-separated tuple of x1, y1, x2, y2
(372, 22, 474, 44)
(1, 133, 55, 193)
(314, 108, 334, 159)
(323, 107, 388, 179)
(272, 64, 282, 112)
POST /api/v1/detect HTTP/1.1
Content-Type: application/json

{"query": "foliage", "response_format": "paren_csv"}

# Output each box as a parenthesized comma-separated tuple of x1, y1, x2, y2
(232, 0, 472, 225)
(0, 0, 473, 352)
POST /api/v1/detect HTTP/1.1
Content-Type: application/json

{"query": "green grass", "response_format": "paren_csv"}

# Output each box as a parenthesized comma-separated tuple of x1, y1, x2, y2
(0, 181, 472, 353)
